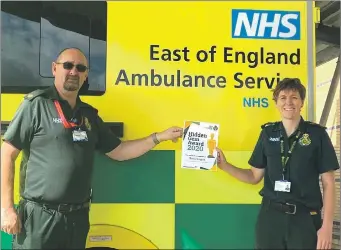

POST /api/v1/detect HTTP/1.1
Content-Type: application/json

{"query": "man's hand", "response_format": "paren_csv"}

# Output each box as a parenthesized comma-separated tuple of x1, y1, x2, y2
(157, 126, 183, 143)
(317, 225, 333, 249)
(1, 207, 21, 235)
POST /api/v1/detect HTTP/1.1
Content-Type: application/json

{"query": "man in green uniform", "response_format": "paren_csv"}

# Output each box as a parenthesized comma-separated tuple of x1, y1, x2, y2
(1, 47, 182, 249)
(216, 78, 339, 250)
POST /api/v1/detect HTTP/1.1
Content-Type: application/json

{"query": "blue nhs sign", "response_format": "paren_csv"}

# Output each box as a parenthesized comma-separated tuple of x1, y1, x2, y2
(232, 9, 300, 40)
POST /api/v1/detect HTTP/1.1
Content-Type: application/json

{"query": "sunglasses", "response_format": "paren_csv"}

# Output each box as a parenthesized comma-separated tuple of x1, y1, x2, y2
(56, 62, 88, 72)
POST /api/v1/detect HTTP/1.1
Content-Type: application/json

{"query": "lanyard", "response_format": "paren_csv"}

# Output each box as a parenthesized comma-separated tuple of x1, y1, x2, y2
(280, 130, 301, 180)
(54, 100, 83, 129)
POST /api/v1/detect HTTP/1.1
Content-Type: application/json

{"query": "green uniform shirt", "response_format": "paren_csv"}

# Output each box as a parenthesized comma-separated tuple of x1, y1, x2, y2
(3, 86, 121, 204)
(249, 117, 340, 210)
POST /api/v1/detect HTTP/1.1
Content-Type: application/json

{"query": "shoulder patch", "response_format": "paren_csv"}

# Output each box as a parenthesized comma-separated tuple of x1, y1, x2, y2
(24, 89, 45, 101)
(305, 121, 326, 130)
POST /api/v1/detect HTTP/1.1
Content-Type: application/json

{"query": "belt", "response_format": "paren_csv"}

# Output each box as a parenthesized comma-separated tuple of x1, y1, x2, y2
(24, 199, 90, 213)
(263, 199, 318, 215)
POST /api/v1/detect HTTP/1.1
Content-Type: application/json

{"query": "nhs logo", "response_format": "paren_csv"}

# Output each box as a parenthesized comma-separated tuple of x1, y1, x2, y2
(232, 9, 300, 40)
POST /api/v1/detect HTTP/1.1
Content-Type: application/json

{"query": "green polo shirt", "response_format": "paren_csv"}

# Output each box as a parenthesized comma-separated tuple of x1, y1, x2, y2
(3, 85, 121, 204)
(249, 117, 340, 210)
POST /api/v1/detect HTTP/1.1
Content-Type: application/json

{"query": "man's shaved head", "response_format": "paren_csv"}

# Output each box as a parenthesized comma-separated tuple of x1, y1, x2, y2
(56, 47, 88, 67)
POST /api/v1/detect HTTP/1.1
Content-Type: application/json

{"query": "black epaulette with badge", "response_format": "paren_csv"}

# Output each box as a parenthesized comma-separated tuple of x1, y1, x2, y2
(304, 121, 327, 130)
(261, 122, 275, 129)
(260, 122, 281, 137)
(24, 89, 46, 101)
(261, 121, 280, 130)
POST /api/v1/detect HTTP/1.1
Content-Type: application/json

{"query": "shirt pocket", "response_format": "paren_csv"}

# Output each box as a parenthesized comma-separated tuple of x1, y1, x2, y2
(265, 144, 283, 181)
(72, 116, 98, 151)
(291, 144, 319, 177)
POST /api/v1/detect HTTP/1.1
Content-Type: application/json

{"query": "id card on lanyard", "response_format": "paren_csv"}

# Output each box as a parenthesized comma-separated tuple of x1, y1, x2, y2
(274, 130, 301, 193)
(54, 100, 88, 142)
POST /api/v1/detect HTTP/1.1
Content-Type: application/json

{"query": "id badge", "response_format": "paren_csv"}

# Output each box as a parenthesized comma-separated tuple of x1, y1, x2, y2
(72, 130, 88, 142)
(274, 180, 291, 192)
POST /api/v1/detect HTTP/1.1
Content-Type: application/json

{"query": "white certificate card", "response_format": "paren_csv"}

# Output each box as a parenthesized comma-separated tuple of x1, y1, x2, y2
(181, 121, 220, 171)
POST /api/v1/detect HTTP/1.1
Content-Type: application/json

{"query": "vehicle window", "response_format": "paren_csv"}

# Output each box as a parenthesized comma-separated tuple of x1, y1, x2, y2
(1, 2, 106, 95)
(39, 9, 90, 78)
(1, 2, 41, 90)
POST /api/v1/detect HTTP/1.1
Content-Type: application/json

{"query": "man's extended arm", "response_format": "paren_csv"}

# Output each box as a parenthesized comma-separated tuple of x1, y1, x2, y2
(106, 127, 182, 161)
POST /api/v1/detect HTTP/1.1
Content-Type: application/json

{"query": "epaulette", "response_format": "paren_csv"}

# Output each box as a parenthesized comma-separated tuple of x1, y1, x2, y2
(24, 89, 45, 101)
(261, 122, 278, 129)
(305, 121, 327, 129)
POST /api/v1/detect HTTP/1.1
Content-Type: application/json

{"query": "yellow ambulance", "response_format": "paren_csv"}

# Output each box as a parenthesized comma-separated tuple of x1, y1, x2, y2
(1, 1, 318, 249)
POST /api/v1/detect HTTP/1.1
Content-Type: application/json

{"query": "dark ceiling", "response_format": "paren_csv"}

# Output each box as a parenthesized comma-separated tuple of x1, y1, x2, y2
(315, 1, 340, 66)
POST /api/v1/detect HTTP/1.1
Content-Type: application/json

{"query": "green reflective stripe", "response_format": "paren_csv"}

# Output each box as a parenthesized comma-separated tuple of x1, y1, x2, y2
(175, 204, 260, 249)
(91, 150, 175, 203)
(1, 231, 13, 250)
(181, 230, 202, 249)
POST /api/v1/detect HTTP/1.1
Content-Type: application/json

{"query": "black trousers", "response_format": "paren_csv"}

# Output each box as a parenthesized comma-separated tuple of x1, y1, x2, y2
(255, 200, 322, 250)
(13, 199, 90, 249)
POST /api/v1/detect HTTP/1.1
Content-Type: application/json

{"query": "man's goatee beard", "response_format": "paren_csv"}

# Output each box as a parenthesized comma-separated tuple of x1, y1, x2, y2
(63, 81, 79, 91)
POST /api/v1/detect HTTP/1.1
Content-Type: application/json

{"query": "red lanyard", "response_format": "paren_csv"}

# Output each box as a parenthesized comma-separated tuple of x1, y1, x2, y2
(54, 100, 82, 129)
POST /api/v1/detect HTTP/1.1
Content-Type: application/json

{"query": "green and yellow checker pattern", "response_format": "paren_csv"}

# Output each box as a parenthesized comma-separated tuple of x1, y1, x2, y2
(86, 150, 263, 249)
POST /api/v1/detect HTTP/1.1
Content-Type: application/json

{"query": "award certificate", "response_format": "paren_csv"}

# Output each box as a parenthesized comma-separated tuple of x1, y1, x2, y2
(181, 121, 220, 171)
